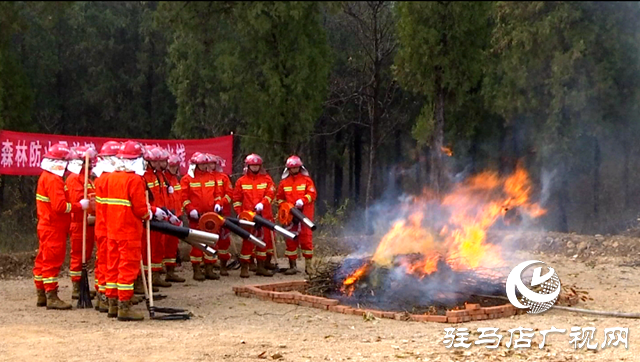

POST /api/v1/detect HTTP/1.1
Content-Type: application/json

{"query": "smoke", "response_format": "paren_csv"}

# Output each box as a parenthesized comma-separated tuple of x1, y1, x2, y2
(328, 159, 550, 309)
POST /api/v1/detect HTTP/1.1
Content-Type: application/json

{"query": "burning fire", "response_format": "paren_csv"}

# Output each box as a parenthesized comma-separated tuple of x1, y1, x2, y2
(441, 146, 453, 157)
(341, 164, 546, 296)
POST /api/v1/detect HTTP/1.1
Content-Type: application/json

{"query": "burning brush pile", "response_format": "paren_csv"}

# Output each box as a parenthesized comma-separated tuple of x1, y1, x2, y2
(308, 165, 547, 315)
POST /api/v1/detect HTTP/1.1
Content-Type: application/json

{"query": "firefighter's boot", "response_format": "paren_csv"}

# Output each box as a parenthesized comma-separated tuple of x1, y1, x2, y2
(97, 294, 109, 313)
(46, 290, 72, 310)
(153, 271, 172, 288)
(249, 257, 257, 272)
(71, 281, 80, 300)
(36, 289, 47, 307)
(107, 298, 118, 318)
(284, 259, 297, 275)
(133, 275, 146, 295)
(264, 254, 277, 270)
(204, 264, 220, 280)
(192, 264, 205, 281)
(256, 260, 275, 277)
(240, 263, 250, 278)
(165, 265, 185, 283)
(117, 300, 144, 321)
(130, 295, 143, 305)
(219, 259, 229, 276)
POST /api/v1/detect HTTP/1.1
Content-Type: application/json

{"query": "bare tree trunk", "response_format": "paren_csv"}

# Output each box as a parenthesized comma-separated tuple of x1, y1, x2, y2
(592, 136, 600, 223)
(430, 74, 445, 195)
(333, 130, 344, 208)
(623, 136, 630, 210)
(315, 135, 328, 215)
(354, 129, 362, 204)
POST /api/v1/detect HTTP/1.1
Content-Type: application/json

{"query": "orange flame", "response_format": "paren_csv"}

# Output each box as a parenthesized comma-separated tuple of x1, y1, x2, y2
(441, 146, 453, 157)
(342, 163, 545, 289)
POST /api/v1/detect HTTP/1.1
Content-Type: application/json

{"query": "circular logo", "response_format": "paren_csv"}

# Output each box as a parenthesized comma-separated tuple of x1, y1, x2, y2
(506, 260, 561, 314)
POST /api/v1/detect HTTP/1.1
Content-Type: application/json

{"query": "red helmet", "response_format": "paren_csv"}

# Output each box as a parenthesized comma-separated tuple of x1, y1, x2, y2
(157, 148, 170, 161)
(285, 155, 303, 168)
(71, 146, 98, 162)
(204, 153, 218, 164)
(144, 146, 167, 161)
(99, 141, 121, 157)
(191, 153, 210, 165)
(117, 141, 145, 159)
(190, 152, 203, 164)
(168, 153, 181, 166)
(44, 143, 73, 160)
(245, 153, 263, 166)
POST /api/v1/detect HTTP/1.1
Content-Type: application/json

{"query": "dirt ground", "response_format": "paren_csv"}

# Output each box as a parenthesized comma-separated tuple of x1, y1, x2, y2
(2, 237, 640, 361)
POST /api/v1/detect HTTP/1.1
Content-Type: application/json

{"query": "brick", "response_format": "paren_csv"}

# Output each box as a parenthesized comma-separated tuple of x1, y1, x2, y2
(472, 314, 484, 321)
(483, 306, 503, 314)
(425, 315, 448, 323)
(232, 286, 246, 293)
(351, 309, 365, 316)
(446, 310, 469, 317)
(410, 315, 431, 322)
(313, 303, 329, 310)
(461, 316, 472, 322)
(382, 312, 396, 319)
(468, 309, 485, 316)
(315, 298, 339, 307)
(465, 303, 480, 310)
(298, 301, 314, 308)
(447, 317, 461, 323)
(367, 310, 384, 318)
(341, 307, 355, 315)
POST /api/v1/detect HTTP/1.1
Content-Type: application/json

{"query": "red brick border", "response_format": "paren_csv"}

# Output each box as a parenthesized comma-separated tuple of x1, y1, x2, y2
(233, 280, 517, 324)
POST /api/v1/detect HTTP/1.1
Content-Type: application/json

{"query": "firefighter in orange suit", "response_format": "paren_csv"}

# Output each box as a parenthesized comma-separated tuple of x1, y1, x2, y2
(181, 152, 220, 281)
(233, 154, 276, 278)
(104, 141, 166, 321)
(141, 146, 172, 289)
(34, 143, 90, 310)
(275, 155, 317, 275)
(205, 154, 234, 276)
(93, 140, 121, 313)
(66, 146, 98, 301)
(162, 152, 186, 283)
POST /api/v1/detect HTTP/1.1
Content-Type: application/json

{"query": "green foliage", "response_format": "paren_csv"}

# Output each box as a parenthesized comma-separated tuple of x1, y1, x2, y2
(159, 2, 332, 164)
(395, 1, 492, 104)
(317, 198, 350, 236)
(487, 2, 640, 164)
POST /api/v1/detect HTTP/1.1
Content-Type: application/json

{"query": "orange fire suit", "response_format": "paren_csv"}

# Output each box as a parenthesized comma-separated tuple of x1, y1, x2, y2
(104, 170, 152, 302)
(163, 171, 182, 267)
(94, 171, 112, 295)
(65, 172, 95, 284)
(233, 172, 276, 262)
(275, 173, 317, 260)
(211, 170, 233, 261)
(142, 168, 167, 272)
(181, 169, 218, 264)
(34, 171, 83, 292)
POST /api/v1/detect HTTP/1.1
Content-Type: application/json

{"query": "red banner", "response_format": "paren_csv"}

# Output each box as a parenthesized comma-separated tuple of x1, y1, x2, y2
(0, 130, 233, 176)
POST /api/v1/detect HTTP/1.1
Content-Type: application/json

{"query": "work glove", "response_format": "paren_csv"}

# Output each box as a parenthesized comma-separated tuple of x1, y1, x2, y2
(189, 209, 199, 220)
(255, 203, 264, 212)
(154, 207, 168, 221)
(295, 199, 304, 209)
(80, 198, 90, 210)
(214, 204, 222, 213)
(166, 209, 181, 226)
(169, 215, 182, 226)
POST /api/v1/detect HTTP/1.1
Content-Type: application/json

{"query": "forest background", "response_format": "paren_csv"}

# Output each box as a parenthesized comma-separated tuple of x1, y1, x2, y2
(2, 1, 640, 251)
